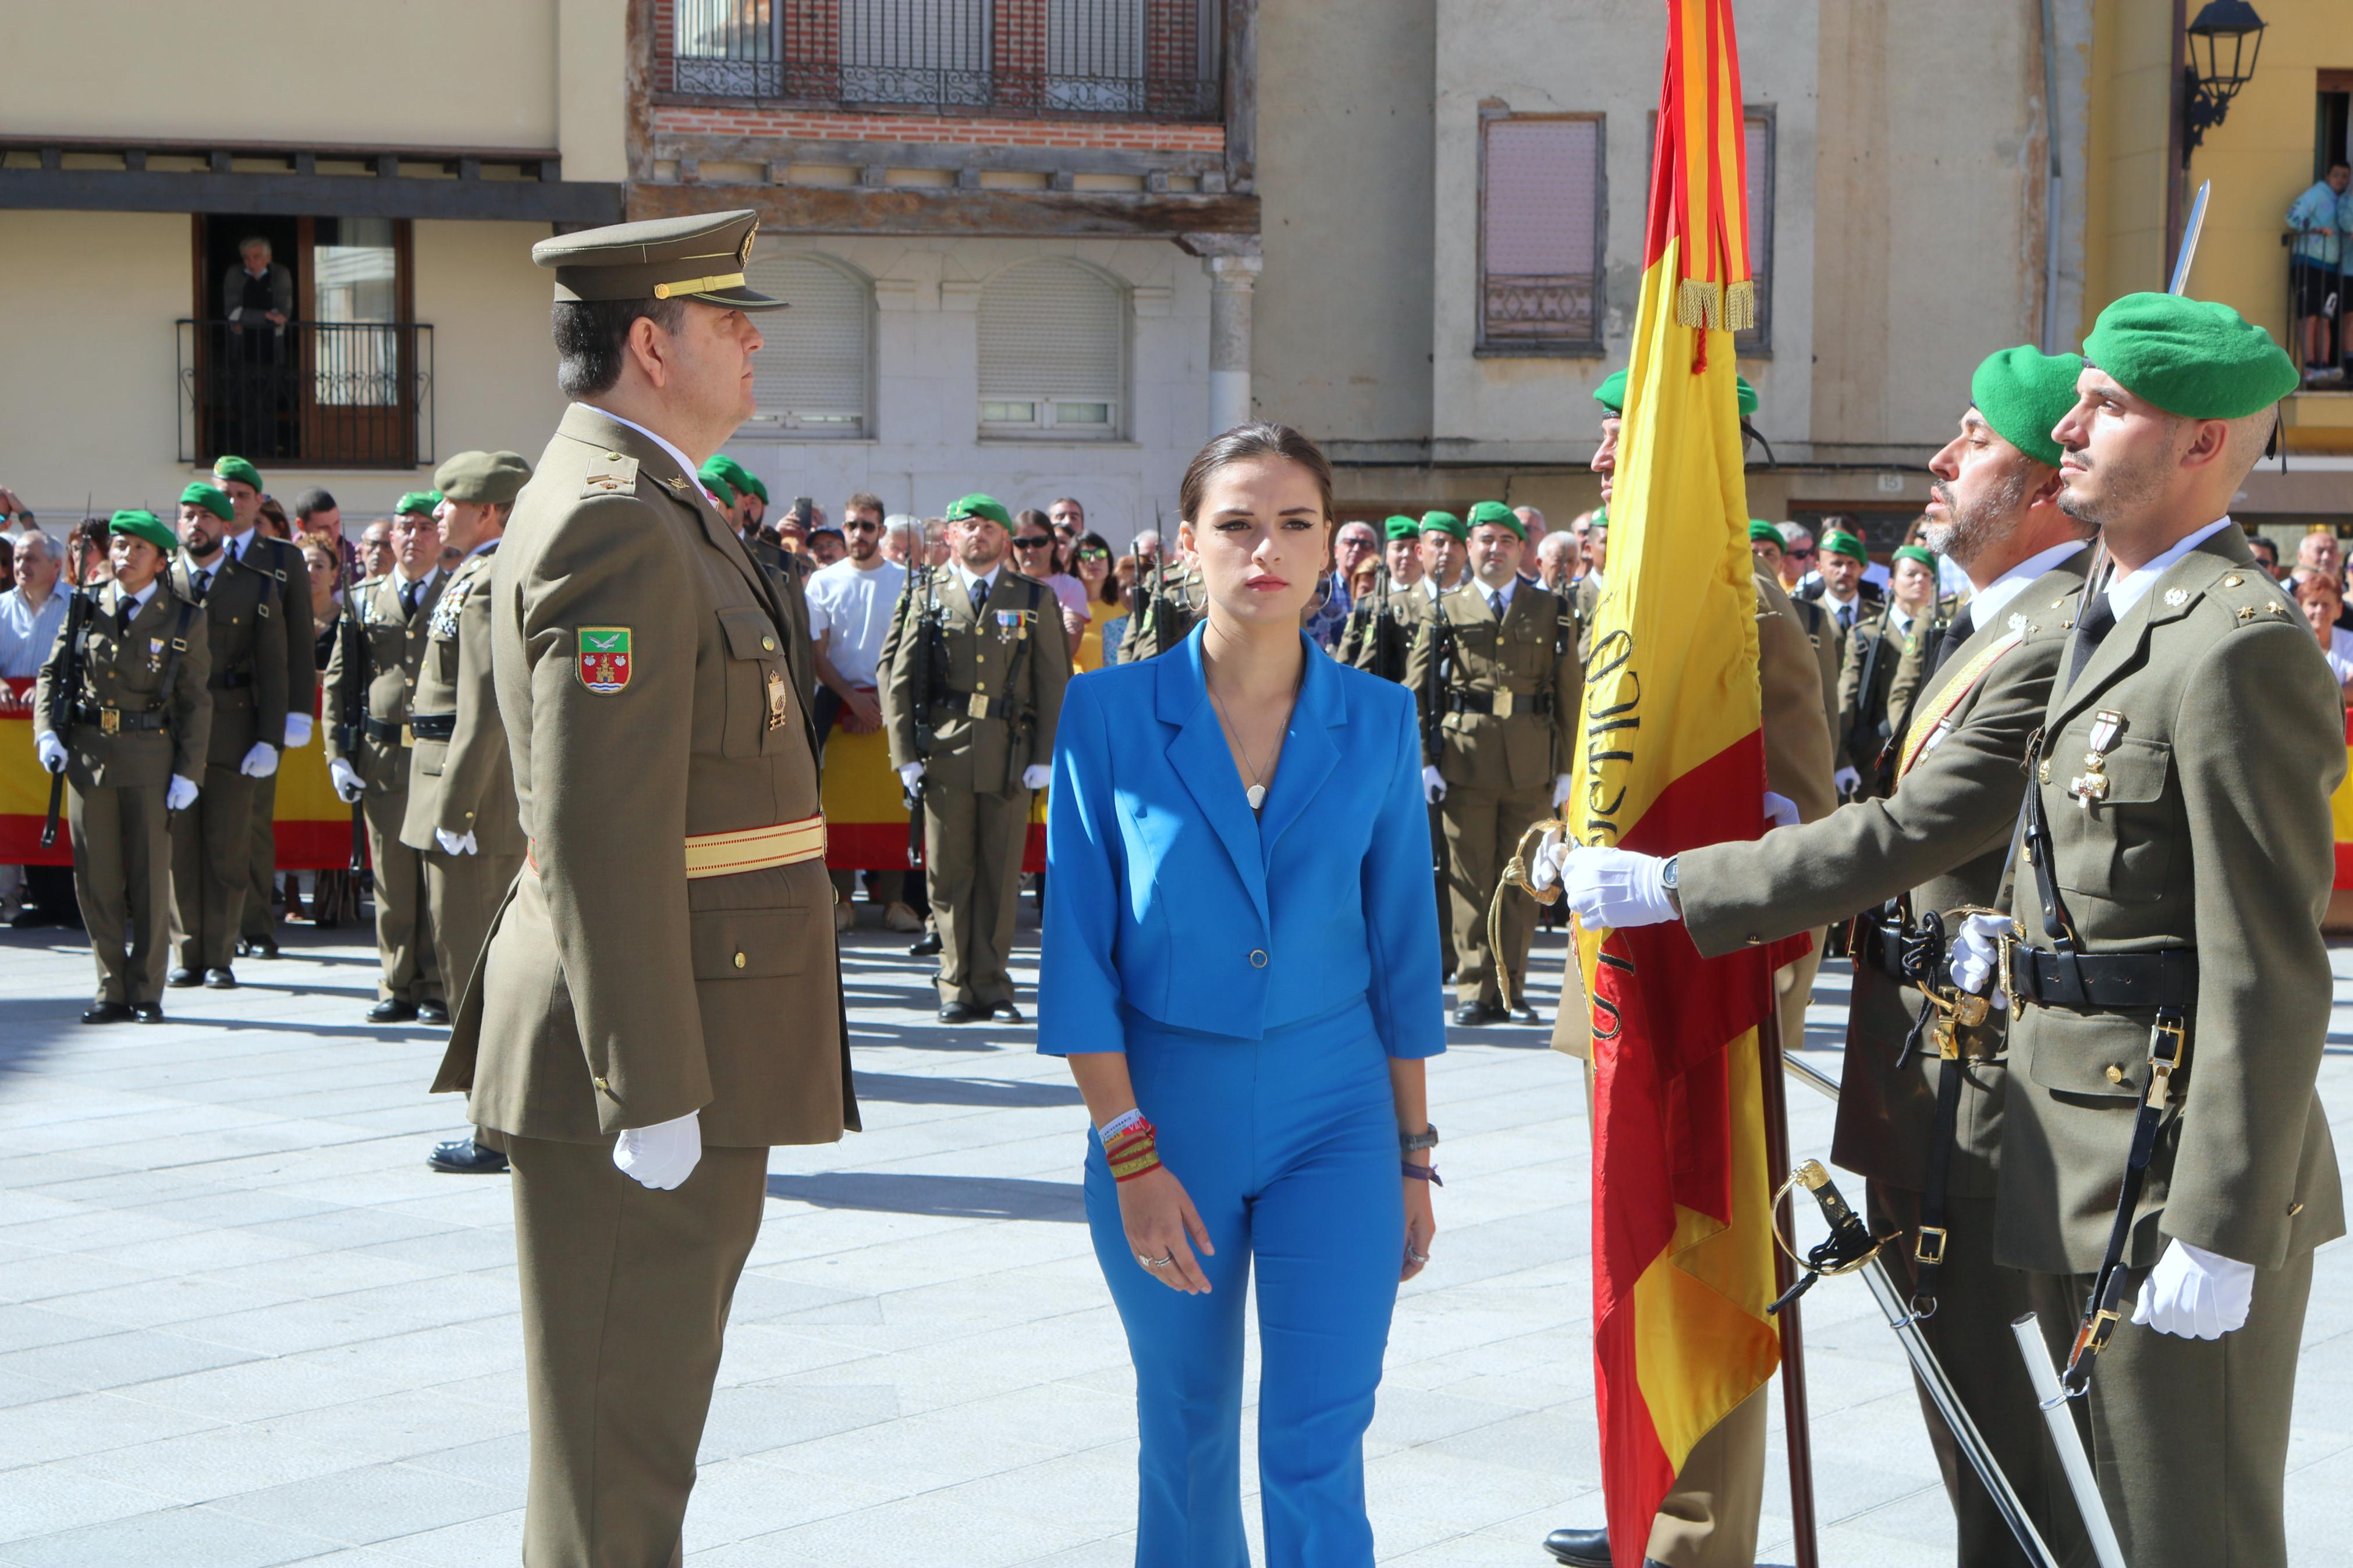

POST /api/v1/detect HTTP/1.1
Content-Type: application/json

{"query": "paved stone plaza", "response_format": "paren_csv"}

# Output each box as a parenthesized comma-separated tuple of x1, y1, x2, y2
(1, 912, 2347, 1566)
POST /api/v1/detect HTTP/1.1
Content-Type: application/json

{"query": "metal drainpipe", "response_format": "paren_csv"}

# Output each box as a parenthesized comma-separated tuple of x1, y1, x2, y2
(2039, 0, 2065, 350)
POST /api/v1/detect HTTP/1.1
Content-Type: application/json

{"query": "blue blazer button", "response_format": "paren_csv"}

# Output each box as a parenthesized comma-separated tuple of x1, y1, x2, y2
(1248, 950, 1268, 969)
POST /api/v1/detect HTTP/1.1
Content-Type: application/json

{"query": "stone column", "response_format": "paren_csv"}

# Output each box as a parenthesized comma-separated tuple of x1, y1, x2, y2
(1206, 252, 1262, 435)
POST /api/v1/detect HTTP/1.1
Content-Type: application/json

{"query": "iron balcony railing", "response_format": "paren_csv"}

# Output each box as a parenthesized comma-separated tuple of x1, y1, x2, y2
(178, 320, 434, 471)
(672, 0, 1221, 120)
(1482, 273, 1598, 346)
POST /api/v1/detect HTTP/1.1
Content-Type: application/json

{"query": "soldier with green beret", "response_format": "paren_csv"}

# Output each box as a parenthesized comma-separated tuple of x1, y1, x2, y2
(33, 511, 211, 1022)
(165, 480, 289, 988)
(396, 490, 442, 518)
(1943, 295, 2338, 1568)
(1834, 540, 1944, 803)
(409, 451, 534, 1176)
(428, 209, 856, 1565)
(879, 491, 1070, 1021)
(205, 456, 315, 961)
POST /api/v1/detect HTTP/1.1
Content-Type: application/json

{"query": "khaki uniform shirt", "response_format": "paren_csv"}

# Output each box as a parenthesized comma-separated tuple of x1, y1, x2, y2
(1403, 578, 1582, 795)
(878, 565, 1071, 797)
(171, 552, 289, 768)
(324, 570, 446, 793)
(34, 581, 212, 790)
(400, 545, 523, 856)
(1337, 574, 1435, 682)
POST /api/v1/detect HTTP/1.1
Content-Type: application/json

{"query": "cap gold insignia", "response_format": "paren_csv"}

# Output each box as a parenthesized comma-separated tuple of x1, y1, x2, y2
(739, 222, 758, 266)
(2164, 588, 2189, 607)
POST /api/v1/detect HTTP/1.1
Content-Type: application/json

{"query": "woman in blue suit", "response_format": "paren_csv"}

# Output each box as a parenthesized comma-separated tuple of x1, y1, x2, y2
(1041, 422, 1447, 1566)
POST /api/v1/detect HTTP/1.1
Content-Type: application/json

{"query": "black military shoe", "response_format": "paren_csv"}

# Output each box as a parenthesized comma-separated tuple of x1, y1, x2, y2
(1542, 1526, 1612, 1568)
(1454, 1000, 1500, 1027)
(936, 1001, 987, 1024)
(80, 1001, 134, 1025)
(245, 934, 280, 959)
(368, 999, 418, 1023)
(427, 1136, 509, 1175)
(908, 930, 942, 957)
(203, 968, 237, 989)
(417, 998, 450, 1025)
(1510, 1001, 1539, 1024)
(130, 1003, 166, 1025)
(990, 1001, 1025, 1023)
(167, 967, 202, 988)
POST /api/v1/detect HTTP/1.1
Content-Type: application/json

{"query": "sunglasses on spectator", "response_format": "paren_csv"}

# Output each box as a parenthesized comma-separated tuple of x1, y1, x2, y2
(843, 519, 881, 533)
(1787, 546, 1815, 560)
(1012, 536, 1053, 549)
(1076, 547, 1109, 563)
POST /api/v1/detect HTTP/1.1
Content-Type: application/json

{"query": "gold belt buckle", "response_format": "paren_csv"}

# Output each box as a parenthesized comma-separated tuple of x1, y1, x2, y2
(967, 694, 991, 719)
(1491, 688, 1516, 720)
(1914, 1225, 1949, 1267)
(98, 706, 121, 736)
(400, 723, 414, 748)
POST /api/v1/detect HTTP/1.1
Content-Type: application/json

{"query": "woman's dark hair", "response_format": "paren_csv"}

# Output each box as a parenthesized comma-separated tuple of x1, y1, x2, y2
(1077, 531, 1120, 603)
(552, 297, 687, 400)
(1177, 421, 1335, 525)
(255, 496, 292, 540)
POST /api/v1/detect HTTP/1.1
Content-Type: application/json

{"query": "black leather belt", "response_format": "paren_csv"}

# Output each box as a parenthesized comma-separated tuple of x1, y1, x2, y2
(407, 712, 456, 741)
(2010, 947, 2196, 1011)
(215, 669, 254, 690)
(1857, 920, 1910, 984)
(363, 714, 406, 745)
(1447, 688, 1555, 718)
(71, 702, 166, 733)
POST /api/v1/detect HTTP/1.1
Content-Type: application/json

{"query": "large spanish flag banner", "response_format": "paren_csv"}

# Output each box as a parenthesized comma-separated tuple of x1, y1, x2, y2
(1571, 4, 1799, 1563)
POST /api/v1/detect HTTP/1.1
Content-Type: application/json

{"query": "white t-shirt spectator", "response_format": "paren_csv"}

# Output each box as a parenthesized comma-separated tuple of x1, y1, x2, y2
(0, 585, 69, 678)
(804, 557, 908, 689)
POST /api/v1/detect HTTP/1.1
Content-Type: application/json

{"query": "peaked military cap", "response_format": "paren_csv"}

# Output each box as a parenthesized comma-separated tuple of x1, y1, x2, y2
(435, 450, 534, 506)
(532, 210, 787, 311)
(109, 509, 177, 554)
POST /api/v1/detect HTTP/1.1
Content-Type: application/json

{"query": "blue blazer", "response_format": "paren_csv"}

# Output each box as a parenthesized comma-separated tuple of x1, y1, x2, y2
(1040, 624, 1446, 1059)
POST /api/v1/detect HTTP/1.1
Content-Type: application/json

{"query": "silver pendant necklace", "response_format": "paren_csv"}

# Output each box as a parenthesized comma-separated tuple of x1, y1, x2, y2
(1206, 684, 1272, 812)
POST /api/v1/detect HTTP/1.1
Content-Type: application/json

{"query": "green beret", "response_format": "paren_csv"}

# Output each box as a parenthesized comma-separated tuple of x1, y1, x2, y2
(1893, 545, 1939, 571)
(1735, 375, 1758, 417)
(1419, 510, 1467, 541)
(1466, 500, 1524, 539)
(1748, 520, 1784, 546)
(396, 491, 443, 517)
(1969, 344, 2085, 468)
(701, 471, 737, 506)
(946, 493, 1012, 529)
(109, 509, 176, 554)
(1384, 514, 1421, 542)
(704, 454, 767, 504)
(1595, 369, 1756, 416)
(1821, 529, 1868, 563)
(435, 450, 533, 506)
(2082, 292, 2298, 419)
(211, 456, 261, 490)
(179, 482, 234, 522)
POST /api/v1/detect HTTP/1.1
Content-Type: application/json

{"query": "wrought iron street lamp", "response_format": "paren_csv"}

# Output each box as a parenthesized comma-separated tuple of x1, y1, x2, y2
(2182, 0, 2267, 159)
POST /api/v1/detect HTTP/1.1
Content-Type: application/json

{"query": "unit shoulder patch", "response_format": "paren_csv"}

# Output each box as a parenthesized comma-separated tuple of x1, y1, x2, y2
(578, 627, 634, 694)
(582, 454, 641, 497)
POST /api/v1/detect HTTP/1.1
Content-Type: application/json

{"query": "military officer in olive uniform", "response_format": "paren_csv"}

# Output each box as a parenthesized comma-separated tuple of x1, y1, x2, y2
(879, 493, 1071, 1022)
(1404, 500, 1578, 1025)
(1946, 296, 2343, 1568)
(404, 451, 532, 1175)
(207, 457, 315, 961)
(33, 511, 211, 1022)
(167, 482, 290, 988)
(432, 210, 856, 1566)
(1835, 542, 1941, 799)
(324, 497, 448, 1023)
(1547, 347, 2099, 1568)
(1336, 515, 1430, 675)
(1119, 550, 1207, 665)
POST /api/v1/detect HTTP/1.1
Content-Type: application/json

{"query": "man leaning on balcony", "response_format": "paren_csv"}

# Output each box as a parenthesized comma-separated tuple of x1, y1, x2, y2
(2286, 161, 2348, 386)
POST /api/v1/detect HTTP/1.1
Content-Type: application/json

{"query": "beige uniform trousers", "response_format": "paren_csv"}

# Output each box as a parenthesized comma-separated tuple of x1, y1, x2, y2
(169, 764, 260, 972)
(508, 1136, 768, 1568)
(1442, 781, 1550, 1007)
(923, 784, 1030, 1007)
(242, 771, 279, 941)
(364, 785, 439, 1005)
(70, 781, 172, 1005)
(422, 844, 522, 1011)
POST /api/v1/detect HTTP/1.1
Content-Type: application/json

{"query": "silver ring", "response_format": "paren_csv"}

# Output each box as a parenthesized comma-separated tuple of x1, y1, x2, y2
(1406, 1247, 1429, 1264)
(1139, 1251, 1174, 1269)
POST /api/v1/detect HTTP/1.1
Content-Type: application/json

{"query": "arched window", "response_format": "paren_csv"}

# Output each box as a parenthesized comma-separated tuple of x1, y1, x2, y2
(743, 253, 872, 438)
(977, 258, 1127, 438)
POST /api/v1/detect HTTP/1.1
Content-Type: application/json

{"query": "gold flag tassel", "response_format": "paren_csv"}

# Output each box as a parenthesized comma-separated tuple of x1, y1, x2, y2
(1489, 816, 1570, 1014)
(1674, 278, 1723, 330)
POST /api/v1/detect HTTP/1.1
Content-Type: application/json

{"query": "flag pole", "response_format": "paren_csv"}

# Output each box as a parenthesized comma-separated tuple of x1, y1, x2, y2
(1755, 972, 1822, 1568)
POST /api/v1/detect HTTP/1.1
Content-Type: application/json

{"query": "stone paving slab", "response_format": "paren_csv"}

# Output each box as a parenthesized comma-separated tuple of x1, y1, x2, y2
(1, 912, 2347, 1565)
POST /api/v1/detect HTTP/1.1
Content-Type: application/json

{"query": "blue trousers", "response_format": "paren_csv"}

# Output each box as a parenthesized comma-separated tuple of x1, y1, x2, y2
(1083, 999, 1405, 1568)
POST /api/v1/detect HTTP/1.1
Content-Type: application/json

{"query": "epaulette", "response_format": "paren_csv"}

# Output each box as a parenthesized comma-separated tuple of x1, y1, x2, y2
(2204, 564, 2299, 630)
(583, 453, 641, 497)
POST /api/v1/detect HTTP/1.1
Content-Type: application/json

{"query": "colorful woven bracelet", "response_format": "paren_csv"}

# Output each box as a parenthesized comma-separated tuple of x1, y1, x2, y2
(1401, 1160, 1442, 1187)
(1105, 1119, 1162, 1183)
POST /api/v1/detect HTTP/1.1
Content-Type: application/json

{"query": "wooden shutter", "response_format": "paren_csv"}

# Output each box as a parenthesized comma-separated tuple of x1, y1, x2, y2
(745, 253, 870, 436)
(977, 258, 1126, 435)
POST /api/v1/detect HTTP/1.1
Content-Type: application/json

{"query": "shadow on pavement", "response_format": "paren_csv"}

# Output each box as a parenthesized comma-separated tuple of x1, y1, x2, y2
(851, 1072, 1083, 1108)
(765, 1171, 1085, 1222)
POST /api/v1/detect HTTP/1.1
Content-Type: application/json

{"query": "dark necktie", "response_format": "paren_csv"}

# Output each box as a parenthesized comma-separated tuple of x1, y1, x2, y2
(117, 598, 136, 639)
(2067, 590, 2117, 689)
(970, 576, 989, 617)
(1838, 600, 1857, 632)
(191, 568, 213, 603)
(402, 577, 422, 617)
(1928, 606, 1974, 680)
(1489, 590, 1506, 620)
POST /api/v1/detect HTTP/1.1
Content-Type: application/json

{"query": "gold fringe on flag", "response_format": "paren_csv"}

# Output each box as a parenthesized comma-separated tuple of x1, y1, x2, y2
(1722, 280, 1755, 332)
(1673, 279, 1756, 333)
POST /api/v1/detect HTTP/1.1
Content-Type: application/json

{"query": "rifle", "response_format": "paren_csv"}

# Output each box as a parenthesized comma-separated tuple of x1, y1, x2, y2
(39, 587, 91, 848)
(903, 564, 942, 870)
(338, 592, 370, 873)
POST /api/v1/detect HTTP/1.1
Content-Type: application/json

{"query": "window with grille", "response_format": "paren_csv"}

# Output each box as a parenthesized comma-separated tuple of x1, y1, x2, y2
(743, 253, 872, 438)
(977, 259, 1127, 438)
(1641, 106, 1775, 354)
(1479, 113, 1604, 354)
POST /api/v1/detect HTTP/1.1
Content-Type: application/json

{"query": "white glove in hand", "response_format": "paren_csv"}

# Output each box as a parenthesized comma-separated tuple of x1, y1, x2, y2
(1763, 791, 1800, 830)
(613, 1110, 702, 1191)
(1020, 763, 1052, 791)
(434, 827, 478, 856)
(1560, 846, 1678, 930)
(897, 762, 925, 792)
(1550, 773, 1574, 809)
(2132, 1239, 2256, 1340)
(165, 775, 200, 812)
(1947, 912, 2013, 1009)
(1833, 765, 1862, 796)
(1529, 827, 1568, 892)
(328, 758, 365, 803)
(239, 741, 280, 778)
(34, 730, 66, 774)
(1422, 765, 1446, 803)
(283, 712, 314, 749)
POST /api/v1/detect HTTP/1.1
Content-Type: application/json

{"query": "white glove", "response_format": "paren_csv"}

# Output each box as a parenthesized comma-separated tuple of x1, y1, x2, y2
(897, 762, 925, 792)
(2131, 1239, 2256, 1340)
(283, 712, 314, 749)
(613, 1110, 702, 1191)
(1834, 765, 1861, 795)
(1559, 845, 1678, 930)
(1530, 826, 1568, 892)
(1021, 763, 1052, 791)
(1763, 791, 1799, 830)
(329, 758, 365, 803)
(34, 730, 66, 774)
(1550, 773, 1573, 809)
(1947, 912, 2013, 1010)
(435, 827, 478, 856)
(166, 774, 200, 812)
(1422, 765, 1447, 803)
(239, 741, 279, 778)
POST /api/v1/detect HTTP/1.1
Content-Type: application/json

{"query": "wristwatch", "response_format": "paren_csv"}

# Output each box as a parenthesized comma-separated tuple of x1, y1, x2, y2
(1660, 855, 1681, 913)
(1400, 1124, 1439, 1153)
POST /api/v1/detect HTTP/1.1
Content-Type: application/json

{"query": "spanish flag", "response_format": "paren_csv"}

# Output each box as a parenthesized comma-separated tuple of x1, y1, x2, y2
(1571, 4, 1800, 1564)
